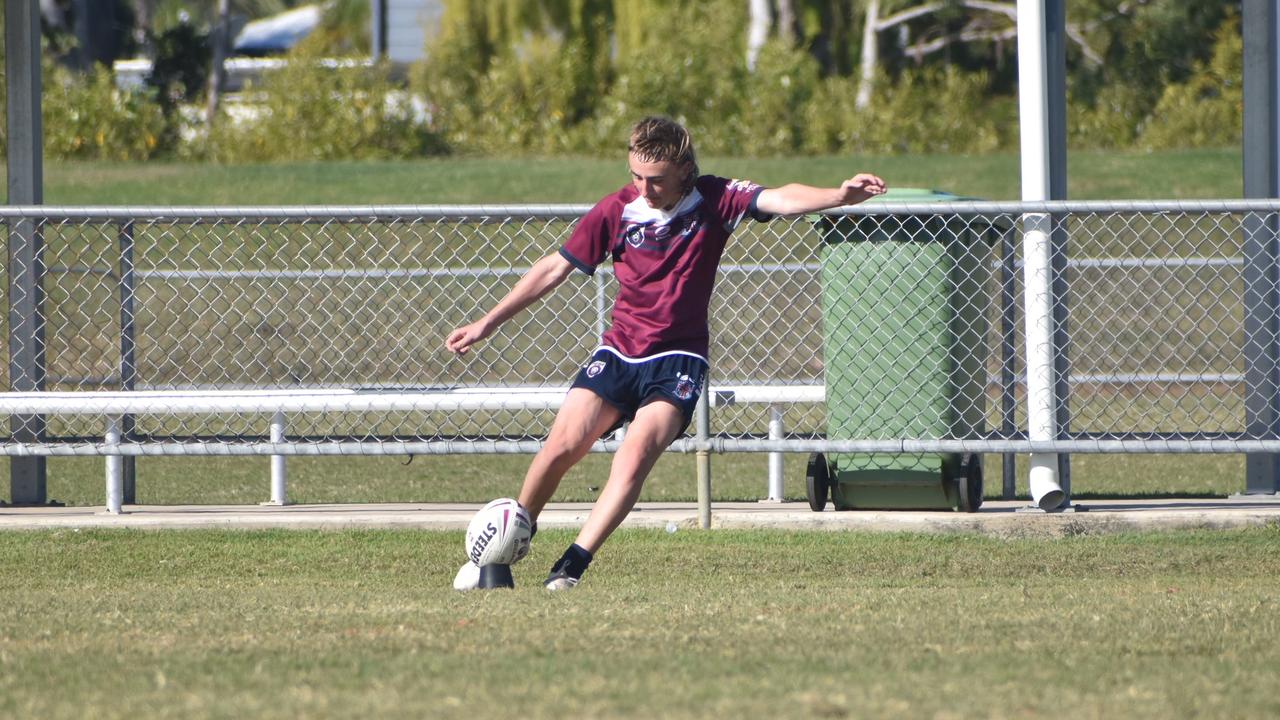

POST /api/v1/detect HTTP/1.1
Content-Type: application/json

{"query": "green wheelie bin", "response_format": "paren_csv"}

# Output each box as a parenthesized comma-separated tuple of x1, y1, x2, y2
(806, 189, 1003, 513)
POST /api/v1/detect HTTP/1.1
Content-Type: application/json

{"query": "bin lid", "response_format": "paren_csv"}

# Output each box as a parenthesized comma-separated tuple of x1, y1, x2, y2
(806, 189, 973, 223)
(862, 188, 970, 204)
(811, 187, 1009, 239)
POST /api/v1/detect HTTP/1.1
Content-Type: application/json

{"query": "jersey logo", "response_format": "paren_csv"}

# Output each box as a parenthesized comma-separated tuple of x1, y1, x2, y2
(621, 216, 702, 252)
(624, 224, 646, 249)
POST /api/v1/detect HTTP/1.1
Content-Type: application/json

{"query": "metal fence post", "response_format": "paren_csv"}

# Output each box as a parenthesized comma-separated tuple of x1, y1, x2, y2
(6, 0, 47, 504)
(105, 416, 123, 514)
(267, 411, 288, 505)
(119, 221, 138, 504)
(1242, 0, 1280, 494)
(766, 405, 784, 501)
(1000, 224, 1018, 500)
(1051, 218, 1073, 501)
(1242, 210, 1280, 494)
(1047, 0, 1072, 501)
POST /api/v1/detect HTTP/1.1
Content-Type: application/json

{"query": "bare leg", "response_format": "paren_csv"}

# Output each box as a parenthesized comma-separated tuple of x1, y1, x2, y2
(573, 399, 684, 554)
(518, 388, 622, 520)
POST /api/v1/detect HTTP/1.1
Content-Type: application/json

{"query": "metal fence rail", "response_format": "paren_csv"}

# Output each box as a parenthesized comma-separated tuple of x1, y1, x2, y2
(3, 200, 1279, 465)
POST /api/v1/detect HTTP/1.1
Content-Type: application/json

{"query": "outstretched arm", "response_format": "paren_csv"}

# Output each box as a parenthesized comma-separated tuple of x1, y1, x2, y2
(755, 173, 887, 216)
(445, 252, 577, 355)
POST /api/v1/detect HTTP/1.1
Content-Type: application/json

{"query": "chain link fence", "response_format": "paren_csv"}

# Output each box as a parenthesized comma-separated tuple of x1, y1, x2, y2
(2, 201, 1279, 457)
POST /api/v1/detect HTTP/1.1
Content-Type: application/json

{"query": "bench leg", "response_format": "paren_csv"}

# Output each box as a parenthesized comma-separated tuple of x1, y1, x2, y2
(766, 406, 784, 502)
(105, 416, 124, 514)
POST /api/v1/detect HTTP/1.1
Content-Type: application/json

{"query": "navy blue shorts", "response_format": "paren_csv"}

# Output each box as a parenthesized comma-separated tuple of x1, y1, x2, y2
(570, 348, 708, 436)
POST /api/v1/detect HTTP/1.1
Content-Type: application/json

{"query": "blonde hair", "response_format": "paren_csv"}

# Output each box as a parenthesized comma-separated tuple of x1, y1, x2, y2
(628, 116, 699, 192)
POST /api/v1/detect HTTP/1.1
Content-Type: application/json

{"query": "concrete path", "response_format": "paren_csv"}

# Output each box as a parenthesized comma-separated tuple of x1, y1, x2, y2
(2, 497, 1279, 537)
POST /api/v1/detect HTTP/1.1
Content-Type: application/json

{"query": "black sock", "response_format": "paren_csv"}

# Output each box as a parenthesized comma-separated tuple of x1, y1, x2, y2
(550, 543, 593, 580)
(530, 520, 538, 541)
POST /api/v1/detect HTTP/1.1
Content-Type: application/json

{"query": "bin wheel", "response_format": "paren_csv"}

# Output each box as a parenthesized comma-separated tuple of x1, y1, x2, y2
(957, 453, 983, 513)
(806, 452, 830, 512)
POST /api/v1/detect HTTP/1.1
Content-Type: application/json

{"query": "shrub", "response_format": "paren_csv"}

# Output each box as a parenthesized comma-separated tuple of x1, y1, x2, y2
(411, 0, 613, 156)
(804, 67, 1014, 155)
(416, 33, 605, 156)
(722, 40, 821, 156)
(42, 62, 168, 161)
(586, 1, 749, 156)
(414, 0, 1020, 159)
(879, 68, 1013, 154)
(1138, 13, 1241, 150)
(193, 48, 443, 162)
(1068, 83, 1148, 149)
(413, 0, 749, 157)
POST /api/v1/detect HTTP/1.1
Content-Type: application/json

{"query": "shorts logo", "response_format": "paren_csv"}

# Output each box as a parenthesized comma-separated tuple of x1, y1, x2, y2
(586, 360, 606, 378)
(674, 372, 698, 400)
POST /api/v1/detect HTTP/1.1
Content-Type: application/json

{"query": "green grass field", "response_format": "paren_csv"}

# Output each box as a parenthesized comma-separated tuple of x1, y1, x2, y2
(2, 527, 1278, 719)
(32, 148, 1242, 205)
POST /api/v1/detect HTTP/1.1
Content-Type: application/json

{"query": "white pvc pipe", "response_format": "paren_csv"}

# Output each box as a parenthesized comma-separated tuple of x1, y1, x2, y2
(0, 388, 572, 415)
(1017, 0, 1050, 203)
(105, 416, 123, 514)
(1017, 0, 1064, 511)
(1021, 214, 1065, 509)
(268, 411, 288, 505)
(766, 405, 784, 502)
(0, 385, 827, 417)
(714, 385, 825, 405)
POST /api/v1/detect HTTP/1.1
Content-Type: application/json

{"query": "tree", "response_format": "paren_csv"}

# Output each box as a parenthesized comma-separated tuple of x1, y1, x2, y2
(747, 0, 802, 71)
(777, 0, 796, 38)
(748, 0, 773, 70)
(1045, 0, 1235, 151)
(855, 0, 1103, 109)
(856, 0, 879, 108)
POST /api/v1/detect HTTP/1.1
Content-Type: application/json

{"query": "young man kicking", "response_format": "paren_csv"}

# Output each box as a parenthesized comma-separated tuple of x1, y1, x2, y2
(447, 116, 886, 590)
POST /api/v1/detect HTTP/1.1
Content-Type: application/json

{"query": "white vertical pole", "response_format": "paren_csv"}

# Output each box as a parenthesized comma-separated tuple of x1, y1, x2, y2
(104, 416, 123, 514)
(1017, 0, 1065, 511)
(267, 411, 289, 506)
(594, 271, 608, 339)
(766, 405, 784, 501)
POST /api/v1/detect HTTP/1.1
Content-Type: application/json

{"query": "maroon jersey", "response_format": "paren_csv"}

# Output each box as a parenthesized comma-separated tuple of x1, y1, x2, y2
(559, 175, 769, 359)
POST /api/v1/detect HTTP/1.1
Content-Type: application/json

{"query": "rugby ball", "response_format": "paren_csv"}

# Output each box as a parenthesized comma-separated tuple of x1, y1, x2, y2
(464, 498, 533, 566)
